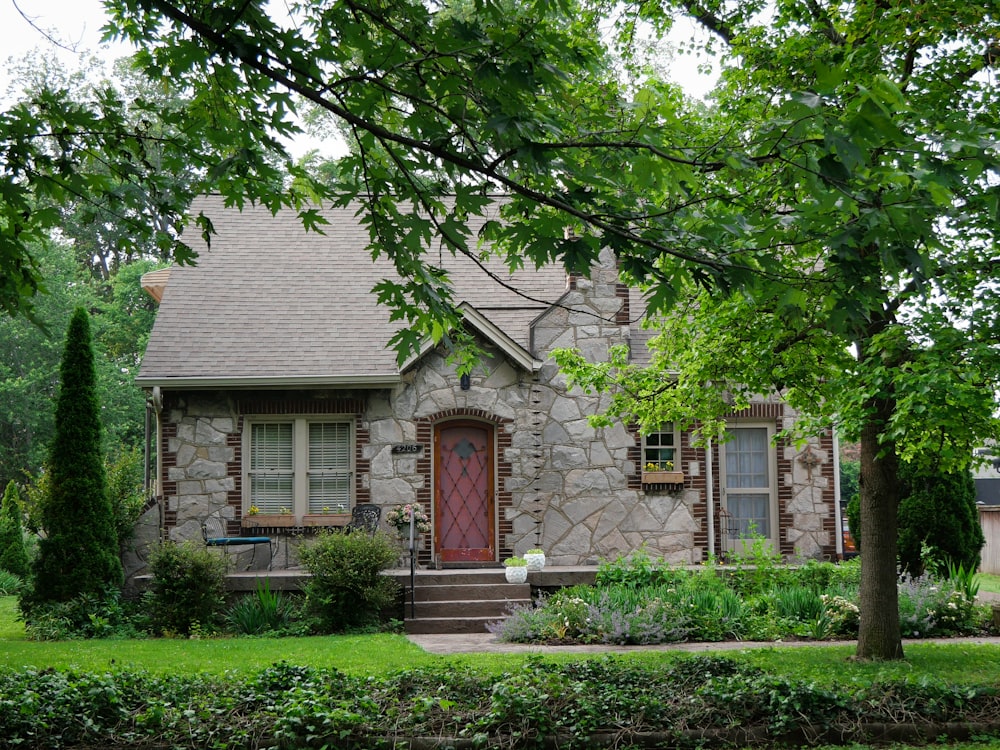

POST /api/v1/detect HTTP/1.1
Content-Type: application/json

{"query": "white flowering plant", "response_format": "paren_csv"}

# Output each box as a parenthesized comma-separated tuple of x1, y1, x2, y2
(819, 594, 861, 636)
(385, 503, 431, 534)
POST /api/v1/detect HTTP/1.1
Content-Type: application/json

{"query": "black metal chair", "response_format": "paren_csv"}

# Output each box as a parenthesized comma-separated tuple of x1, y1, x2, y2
(201, 515, 275, 569)
(343, 503, 381, 536)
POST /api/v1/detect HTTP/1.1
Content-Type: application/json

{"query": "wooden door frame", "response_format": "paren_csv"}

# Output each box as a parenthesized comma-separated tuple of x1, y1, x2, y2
(432, 418, 497, 562)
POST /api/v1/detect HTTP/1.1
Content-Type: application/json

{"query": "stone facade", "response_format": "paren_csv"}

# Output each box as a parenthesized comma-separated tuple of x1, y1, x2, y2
(149, 252, 837, 573)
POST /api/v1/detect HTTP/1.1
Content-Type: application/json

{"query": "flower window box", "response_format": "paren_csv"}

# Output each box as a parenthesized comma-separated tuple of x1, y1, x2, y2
(641, 470, 685, 486)
(242, 513, 298, 528)
(302, 513, 351, 527)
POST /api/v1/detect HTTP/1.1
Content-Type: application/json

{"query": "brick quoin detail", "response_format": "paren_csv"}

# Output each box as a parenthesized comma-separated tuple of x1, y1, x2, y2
(416, 409, 513, 565)
(159, 421, 178, 530)
(615, 282, 630, 325)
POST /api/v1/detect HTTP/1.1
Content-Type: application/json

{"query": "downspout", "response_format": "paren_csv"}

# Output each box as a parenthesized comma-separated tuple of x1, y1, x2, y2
(706, 438, 715, 559)
(144, 401, 152, 492)
(833, 429, 844, 558)
(151, 387, 164, 542)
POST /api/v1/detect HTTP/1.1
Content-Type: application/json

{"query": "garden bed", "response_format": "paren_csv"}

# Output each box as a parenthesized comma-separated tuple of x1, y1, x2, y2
(490, 548, 994, 646)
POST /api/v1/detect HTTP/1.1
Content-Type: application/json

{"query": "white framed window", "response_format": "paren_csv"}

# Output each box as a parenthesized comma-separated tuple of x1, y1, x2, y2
(245, 417, 353, 518)
(721, 424, 777, 549)
(642, 424, 679, 471)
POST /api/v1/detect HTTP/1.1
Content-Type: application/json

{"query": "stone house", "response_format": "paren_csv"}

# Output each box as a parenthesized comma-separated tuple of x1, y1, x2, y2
(137, 196, 843, 570)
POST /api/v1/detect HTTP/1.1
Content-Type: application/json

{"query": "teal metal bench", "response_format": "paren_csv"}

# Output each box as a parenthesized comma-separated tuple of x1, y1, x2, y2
(201, 515, 275, 570)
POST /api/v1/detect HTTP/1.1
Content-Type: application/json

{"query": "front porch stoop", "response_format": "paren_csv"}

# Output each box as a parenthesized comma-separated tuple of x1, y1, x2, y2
(390, 569, 531, 635)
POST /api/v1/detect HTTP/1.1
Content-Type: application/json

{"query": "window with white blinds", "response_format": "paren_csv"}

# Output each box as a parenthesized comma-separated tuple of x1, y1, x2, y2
(249, 423, 293, 513)
(308, 422, 350, 513)
(246, 418, 353, 518)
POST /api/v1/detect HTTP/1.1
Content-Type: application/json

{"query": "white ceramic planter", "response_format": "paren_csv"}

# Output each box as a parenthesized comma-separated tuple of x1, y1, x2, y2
(505, 566, 528, 584)
(524, 552, 545, 572)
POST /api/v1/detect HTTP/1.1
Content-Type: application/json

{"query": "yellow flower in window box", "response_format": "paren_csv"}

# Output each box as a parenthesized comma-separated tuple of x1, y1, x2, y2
(642, 460, 683, 486)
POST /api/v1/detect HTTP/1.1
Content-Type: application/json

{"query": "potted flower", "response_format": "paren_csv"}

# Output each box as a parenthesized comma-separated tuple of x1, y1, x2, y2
(503, 556, 528, 583)
(642, 460, 684, 486)
(524, 548, 546, 571)
(386, 503, 431, 537)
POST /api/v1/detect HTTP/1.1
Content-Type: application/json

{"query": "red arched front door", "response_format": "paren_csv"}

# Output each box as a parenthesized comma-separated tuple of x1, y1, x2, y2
(434, 420, 495, 562)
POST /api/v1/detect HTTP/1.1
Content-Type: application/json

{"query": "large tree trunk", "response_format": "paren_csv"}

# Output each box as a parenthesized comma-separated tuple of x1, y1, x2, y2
(855, 395, 904, 660)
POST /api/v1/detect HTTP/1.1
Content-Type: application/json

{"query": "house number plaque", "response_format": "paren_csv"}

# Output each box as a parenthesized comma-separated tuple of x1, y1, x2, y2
(392, 444, 423, 454)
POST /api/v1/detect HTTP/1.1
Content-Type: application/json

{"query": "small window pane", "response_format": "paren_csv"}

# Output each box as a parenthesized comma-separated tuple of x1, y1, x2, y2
(727, 494, 770, 537)
(250, 475, 293, 514)
(643, 424, 676, 470)
(250, 423, 292, 470)
(725, 428, 768, 488)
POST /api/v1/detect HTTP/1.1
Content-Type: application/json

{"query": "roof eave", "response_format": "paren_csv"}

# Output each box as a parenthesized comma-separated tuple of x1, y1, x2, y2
(134, 373, 402, 390)
(140, 268, 172, 303)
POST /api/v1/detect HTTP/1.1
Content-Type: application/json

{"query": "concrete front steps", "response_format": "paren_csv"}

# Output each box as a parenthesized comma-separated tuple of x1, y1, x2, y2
(179, 565, 599, 635)
(394, 569, 531, 635)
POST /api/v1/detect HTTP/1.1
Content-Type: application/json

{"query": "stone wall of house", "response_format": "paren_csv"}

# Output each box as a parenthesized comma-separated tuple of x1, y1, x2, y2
(158, 392, 238, 548)
(367, 248, 725, 566)
(516, 250, 709, 564)
(149, 249, 836, 571)
(155, 391, 371, 570)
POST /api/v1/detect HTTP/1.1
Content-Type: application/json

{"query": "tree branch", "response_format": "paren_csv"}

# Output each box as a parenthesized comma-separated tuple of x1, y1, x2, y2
(679, 0, 734, 45)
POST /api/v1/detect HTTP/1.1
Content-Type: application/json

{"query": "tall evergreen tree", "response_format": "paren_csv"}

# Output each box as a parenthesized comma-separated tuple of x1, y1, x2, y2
(897, 465, 984, 577)
(0, 480, 29, 577)
(31, 308, 123, 601)
(846, 464, 984, 577)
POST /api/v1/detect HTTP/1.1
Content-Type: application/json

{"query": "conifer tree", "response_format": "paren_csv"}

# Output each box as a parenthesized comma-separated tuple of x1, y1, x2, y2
(0, 480, 29, 577)
(846, 464, 984, 577)
(897, 465, 984, 577)
(31, 308, 123, 601)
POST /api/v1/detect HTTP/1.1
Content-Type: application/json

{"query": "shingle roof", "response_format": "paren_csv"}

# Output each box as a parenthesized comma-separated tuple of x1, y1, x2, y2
(137, 196, 569, 386)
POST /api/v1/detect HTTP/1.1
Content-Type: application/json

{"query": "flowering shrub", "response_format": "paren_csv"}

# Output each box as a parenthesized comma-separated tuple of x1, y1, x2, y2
(820, 594, 860, 636)
(897, 573, 983, 637)
(545, 592, 591, 639)
(385, 503, 431, 534)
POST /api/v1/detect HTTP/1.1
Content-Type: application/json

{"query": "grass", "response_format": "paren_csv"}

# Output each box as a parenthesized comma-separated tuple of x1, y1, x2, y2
(4, 596, 1000, 690)
(4, 598, 1000, 750)
(978, 572, 1000, 594)
(738, 640, 1000, 686)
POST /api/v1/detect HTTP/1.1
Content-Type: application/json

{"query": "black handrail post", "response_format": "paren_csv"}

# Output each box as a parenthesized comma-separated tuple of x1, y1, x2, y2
(409, 506, 416, 620)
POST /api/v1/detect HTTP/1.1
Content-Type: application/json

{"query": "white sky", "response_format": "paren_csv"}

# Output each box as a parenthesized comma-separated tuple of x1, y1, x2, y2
(1, 0, 717, 154)
(1, 0, 121, 83)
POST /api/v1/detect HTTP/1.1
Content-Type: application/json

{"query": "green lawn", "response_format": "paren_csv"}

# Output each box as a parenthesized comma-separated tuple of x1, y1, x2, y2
(4, 595, 1000, 689)
(5, 596, 1000, 750)
(979, 572, 1000, 594)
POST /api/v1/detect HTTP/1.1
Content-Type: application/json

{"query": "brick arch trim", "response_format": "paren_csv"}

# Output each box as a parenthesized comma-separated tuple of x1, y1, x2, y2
(415, 409, 514, 563)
